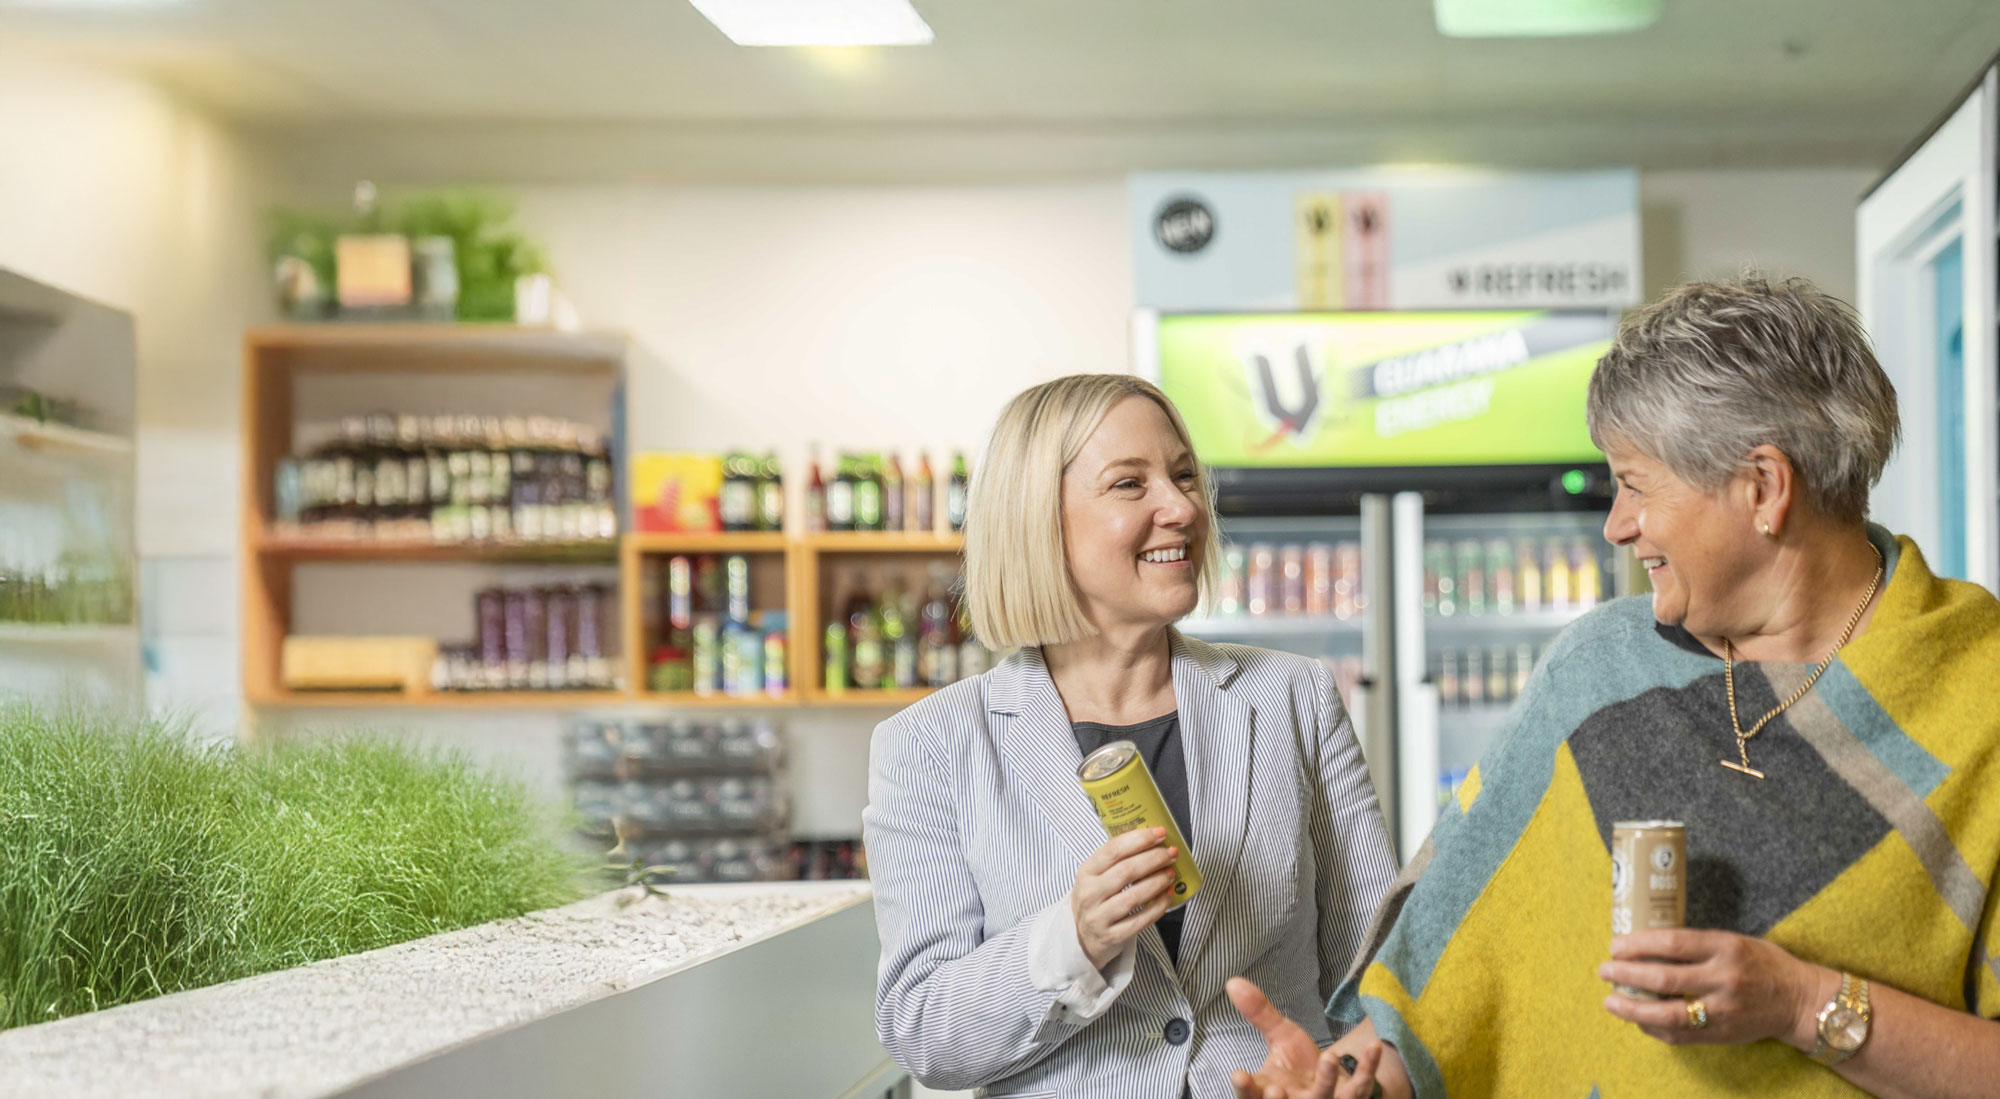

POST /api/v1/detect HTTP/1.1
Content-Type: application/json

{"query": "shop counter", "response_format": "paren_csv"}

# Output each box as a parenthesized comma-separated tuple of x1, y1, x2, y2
(0, 881, 900, 1099)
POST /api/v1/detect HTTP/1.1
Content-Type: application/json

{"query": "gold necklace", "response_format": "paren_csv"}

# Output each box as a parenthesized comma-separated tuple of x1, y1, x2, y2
(1720, 541, 1884, 779)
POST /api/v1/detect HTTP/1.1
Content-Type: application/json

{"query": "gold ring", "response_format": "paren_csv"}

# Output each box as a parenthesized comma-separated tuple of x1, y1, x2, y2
(1685, 999, 1709, 1030)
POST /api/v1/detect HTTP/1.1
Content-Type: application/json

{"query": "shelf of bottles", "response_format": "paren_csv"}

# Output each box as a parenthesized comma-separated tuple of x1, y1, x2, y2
(1178, 539, 1366, 639)
(270, 412, 618, 554)
(809, 554, 992, 707)
(630, 539, 797, 704)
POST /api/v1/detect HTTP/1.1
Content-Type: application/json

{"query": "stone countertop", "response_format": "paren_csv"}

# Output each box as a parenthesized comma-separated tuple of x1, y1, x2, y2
(0, 880, 874, 1099)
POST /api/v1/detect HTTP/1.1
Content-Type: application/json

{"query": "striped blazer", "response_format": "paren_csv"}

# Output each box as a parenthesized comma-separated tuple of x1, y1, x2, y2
(864, 630, 1398, 1098)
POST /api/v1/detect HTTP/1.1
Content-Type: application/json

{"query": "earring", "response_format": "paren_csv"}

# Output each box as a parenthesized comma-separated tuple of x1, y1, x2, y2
(1760, 522, 1773, 537)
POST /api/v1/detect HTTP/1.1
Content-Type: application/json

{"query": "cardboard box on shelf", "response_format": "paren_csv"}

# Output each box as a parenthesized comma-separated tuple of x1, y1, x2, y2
(632, 453, 723, 532)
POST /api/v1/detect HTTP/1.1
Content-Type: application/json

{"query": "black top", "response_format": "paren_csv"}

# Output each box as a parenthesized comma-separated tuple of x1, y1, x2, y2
(1071, 711, 1189, 967)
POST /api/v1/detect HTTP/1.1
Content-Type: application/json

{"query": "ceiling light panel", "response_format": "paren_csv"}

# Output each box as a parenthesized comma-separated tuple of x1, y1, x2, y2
(687, 0, 934, 47)
(1434, 0, 1661, 38)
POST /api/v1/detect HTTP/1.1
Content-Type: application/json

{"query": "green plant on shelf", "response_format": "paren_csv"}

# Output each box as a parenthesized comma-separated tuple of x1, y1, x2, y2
(0, 703, 592, 1031)
(265, 188, 549, 323)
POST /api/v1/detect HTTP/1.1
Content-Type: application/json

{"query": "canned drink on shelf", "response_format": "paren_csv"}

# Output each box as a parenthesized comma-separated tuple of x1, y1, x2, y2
(1517, 538, 1544, 612)
(1304, 543, 1334, 616)
(1610, 821, 1687, 999)
(1486, 645, 1509, 703)
(667, 555, 693, 631)
(1513, 642, 1535, 698)
(1547, 538, 1573, 612)
(562, 719, 621, 779)
(725, 554, 751, 625)
(1487, 540, 1516, 615)
(1426, 541, 1455, 617)
(1464, 647, 1485, 704)
(1218, 546, 1247, 616)
(1246, 544, 1277, 617)
(1279, 545, 1306, 616)
(545, 585, 575, 690)
(1333, 541, 1363, 619)
(1456, 541, 1486, 617)
(732, 626, 763, 696)
(1436, 649, 1460, 707)
(1573, 539, 1601, 609)
(524, 588, 549, 689)
(504, 589, 532, 689)
(477, 588, 506, 687)
(692, 617, 721, 696)
(665, 719, 718, 766)
(1076, 740, 1202, 909)
(764, 631, 788, 696)
(823, 620, 849, 692)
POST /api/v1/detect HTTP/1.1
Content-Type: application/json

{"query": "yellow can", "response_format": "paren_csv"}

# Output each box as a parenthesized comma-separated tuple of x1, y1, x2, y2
(1076, 740, 1202, 909)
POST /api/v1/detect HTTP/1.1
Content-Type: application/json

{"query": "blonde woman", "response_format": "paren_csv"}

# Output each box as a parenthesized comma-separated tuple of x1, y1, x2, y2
(864, 374, 1397, 1098)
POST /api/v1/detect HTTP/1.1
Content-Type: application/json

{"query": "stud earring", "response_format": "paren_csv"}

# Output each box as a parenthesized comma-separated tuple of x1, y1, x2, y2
(1760, 522, 1773, 536)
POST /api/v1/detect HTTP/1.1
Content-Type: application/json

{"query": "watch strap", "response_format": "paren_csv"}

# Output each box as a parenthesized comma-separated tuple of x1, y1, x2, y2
(1810, 972, 1869, 1067)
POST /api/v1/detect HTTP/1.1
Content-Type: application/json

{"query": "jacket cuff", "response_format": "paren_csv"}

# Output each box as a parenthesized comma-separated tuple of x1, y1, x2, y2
(1027, 894, 1136, 1024)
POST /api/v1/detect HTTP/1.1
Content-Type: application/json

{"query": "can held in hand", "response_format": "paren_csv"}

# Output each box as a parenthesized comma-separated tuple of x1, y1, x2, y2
(1076, 740, 1202, 910)
(1611, 820, 1687, 1000)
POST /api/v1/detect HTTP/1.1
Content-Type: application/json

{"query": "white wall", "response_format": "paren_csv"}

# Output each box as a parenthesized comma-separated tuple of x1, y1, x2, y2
(1640, 168, 1877, 301)
(0, 40, 273, 732)
(265, 181, 1134, 834)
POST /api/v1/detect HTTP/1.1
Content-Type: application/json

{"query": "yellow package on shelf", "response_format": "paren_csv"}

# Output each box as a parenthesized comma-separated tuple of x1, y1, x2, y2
(281, 636, 437, 693)
(632, 452, 723, 532)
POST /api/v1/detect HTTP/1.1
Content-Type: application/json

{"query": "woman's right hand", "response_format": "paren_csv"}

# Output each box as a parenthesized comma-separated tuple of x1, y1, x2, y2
(1072, 826, 1179, 970)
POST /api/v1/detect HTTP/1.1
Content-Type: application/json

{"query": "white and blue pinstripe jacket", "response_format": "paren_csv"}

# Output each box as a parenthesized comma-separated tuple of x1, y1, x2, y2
(864, 630, 1398, 1098)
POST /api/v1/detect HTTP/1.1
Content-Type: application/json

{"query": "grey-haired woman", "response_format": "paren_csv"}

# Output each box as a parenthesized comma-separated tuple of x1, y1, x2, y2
(1229, 275, 2000, 1099)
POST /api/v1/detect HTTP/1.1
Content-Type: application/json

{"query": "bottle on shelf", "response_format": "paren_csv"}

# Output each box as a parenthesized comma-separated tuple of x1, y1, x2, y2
(804, 443, 828, 534)
(912, 452, 936, 534)
(918, 563, 959, 688)
(827, 454, 856, 532)
(882, 452, 905, 534)
(854, 454, 885, 533)
(756, 452, 785, 533)
(947, 451, 970, 533)
(847, 574, 886, 689)
(720, 452, 757, 532)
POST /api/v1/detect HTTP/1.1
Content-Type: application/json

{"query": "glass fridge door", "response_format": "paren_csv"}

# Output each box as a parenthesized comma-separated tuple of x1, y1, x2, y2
(1392, 493, 1623, 856)
(1179, 501, 1395, 820)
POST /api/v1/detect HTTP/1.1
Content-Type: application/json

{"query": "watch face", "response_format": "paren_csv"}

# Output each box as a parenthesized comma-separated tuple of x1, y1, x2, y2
(1827, 1006, 1866, 1051)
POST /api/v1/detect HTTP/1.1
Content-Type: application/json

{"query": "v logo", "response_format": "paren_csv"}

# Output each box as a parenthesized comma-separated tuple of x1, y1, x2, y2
(1247, 345, 1321, 439)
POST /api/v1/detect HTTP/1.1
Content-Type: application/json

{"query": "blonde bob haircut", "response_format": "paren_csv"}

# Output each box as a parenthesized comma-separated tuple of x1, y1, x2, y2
(964, 374, 1222, 650)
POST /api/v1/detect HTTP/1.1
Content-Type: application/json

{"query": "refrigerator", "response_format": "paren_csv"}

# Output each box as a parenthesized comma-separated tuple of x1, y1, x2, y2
(1141, 308, 1637, 859)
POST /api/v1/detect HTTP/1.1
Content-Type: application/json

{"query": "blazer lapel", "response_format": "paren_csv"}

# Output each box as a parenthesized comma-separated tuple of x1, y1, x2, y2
(992, 647, 1112, 865)
(1168, 631, 1253, 992)
(993, 645, 1181, 979)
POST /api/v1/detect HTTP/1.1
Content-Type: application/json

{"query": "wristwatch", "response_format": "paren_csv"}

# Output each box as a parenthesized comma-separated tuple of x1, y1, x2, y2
(1810, 972, 1871, 1067)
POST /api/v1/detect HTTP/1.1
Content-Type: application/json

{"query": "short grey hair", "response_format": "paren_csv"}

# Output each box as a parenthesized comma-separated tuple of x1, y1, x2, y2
(1586, 273, 1900, 523)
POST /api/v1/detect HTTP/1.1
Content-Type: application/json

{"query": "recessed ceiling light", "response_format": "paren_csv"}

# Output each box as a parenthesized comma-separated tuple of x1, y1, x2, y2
(1434, 0, 1660, 37)
(687, 0, 934, 47)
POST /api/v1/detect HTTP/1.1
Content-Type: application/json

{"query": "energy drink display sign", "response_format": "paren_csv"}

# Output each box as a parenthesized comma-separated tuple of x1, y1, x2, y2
(1155, 310, 1613, 468)
(1131, 168, 1640, 312)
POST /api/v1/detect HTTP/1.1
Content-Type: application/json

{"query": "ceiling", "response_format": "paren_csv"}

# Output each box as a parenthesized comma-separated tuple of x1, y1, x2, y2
(4, 0, 1998, 181)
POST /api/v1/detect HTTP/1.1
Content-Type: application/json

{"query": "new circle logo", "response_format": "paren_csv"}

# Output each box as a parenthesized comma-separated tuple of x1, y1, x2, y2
(1155, 197, 1216, 255)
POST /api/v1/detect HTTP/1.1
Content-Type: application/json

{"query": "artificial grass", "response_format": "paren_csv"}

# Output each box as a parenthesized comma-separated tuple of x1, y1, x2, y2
(0, 702, 591, 1031)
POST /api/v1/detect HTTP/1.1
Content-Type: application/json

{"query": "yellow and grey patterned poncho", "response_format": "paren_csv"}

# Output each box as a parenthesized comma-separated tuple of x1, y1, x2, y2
(1329, 527, 2000, 1097)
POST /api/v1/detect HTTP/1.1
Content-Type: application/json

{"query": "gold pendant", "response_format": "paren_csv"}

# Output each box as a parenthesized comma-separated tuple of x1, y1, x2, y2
(1720, 759, 1765, 779)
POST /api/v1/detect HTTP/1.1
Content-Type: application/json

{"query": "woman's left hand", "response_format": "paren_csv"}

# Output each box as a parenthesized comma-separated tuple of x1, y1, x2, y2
(1599, 929, 1827, 1047)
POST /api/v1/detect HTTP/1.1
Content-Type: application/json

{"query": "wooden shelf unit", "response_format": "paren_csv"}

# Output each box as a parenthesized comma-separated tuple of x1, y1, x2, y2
(246, 689, 629, 709)
(619, 531, 966, 708)
(241, 325, 626, 708)
(258, 530, 619, 562)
